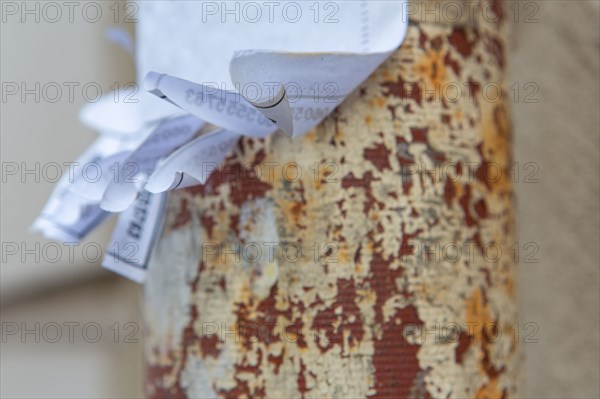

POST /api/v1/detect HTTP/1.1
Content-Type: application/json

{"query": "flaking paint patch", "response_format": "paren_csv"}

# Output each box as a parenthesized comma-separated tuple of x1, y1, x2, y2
(239, 198, 280, 301)
(145, 207, 203, 396)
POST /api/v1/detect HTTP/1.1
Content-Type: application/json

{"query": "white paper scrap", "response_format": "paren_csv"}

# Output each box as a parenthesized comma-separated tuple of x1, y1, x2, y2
(100, 115, 205, 212)
(138, 0, 408, 137)
(102, 191, 167, 283)
(79, 87, 183, 136)
(32, 136, 130, 241)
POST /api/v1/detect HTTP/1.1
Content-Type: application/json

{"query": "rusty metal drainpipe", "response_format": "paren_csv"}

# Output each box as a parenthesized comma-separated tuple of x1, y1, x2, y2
(143, 0, 519, 397)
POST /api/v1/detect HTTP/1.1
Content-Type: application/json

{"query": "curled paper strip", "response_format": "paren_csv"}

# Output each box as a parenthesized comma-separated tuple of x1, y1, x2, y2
(144, 72, 278, 138)
(100, 115, 205, 212)
(145, 129, 241, 193)
(33, 1, 409, 282)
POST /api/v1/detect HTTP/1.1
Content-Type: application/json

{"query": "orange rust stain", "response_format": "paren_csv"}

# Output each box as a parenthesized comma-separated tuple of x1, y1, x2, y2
(504, 275, 515, 297)
(454, 109, 463, 121)
(371, 96, 386, 108)
(414, 48, 447, 92)
(304, 130, 317, 142)
(336, 246, 349, 264)
(465, 288, 491, 342)
(334, 125, 345, 142)
(478, 100, 512, 196)
(466, 288, 504, 398)
(482, 102, 509, 164)
(355, 263, 362, 274)
(382, 68, 392, 81)
(280, 199, 304, 227)
(476, 378, 501, 399)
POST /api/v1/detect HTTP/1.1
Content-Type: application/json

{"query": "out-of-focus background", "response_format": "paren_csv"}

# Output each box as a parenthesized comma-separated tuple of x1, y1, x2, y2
(1, 1, 144, 396)
(1, 1, 599, 398)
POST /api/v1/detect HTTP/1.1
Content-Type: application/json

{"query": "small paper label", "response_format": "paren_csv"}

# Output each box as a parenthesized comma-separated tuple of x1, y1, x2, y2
(102, 191, 167, 283)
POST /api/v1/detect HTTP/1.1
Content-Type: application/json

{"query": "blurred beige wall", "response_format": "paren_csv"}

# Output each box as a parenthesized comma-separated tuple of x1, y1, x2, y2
(1, 276, 144, 398)
(1, 2, 143, 397)
(510, 1, 600, 397)
(1, 1, 134, 303)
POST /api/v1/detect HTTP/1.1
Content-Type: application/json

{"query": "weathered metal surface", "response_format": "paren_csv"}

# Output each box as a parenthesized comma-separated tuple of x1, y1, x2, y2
(144, 1, 519, 397)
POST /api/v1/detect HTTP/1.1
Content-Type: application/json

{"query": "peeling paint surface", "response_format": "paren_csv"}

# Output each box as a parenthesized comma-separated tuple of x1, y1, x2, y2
(144, 1, 519, 397)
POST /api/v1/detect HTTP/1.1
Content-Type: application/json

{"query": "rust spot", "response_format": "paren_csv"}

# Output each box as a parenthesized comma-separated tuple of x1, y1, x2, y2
(444, 52, 461, 76)
(455, 330, 472, 364)
(414, 47, 447, 90)
(465, 288, 506, 397)
(363, 142, 392, 172)
(312, 278, 365, 353)
(475, 143, 493, 190)
(387, 104, 397, 120)
(170, 196, 191, 230)
(484, 35, 506, 68)
(381, 75, 422, 105)
(448, 27, 477, 58)
(200, 334, 221, 358)
(410, 127, 447, 164)
(227, 165, 273, 208)
(297, 360, 309, 397)
(341, 171, 377, 189)
(367, 236, 424, 397)
(459, 184, 477, 227)
(336, 198, 347, 218)
(234, 286, 292, 349)
(229, 214, 240, 236)
(395, 136, 415, 165)
(268, 350, 285, 374)
(431, 36, 443, 51)
(443, 179, 457, 207)
(341, 171, 385, 213)
(218, 276, 226, 291)
(474, 199, 488, 219)
(369, 304, 424, 399)
(400, 222, 423, 259)
(218, 378, 255, 399)
(410, 127, 428, 143)
(200, 213, 216, 238)
(146, 363, 187, 399)
(419, 28, 428, 48)
(373, 97, 386, 108)
(148, 302, 201, 398)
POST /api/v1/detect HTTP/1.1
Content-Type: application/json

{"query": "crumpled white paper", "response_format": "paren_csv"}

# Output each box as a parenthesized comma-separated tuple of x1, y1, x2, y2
(32, 0, 408, 282)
